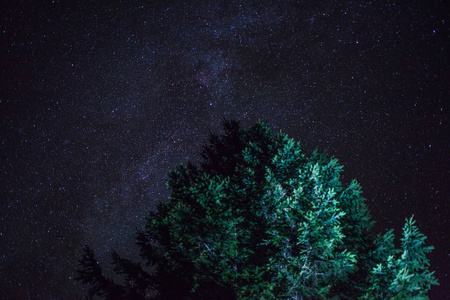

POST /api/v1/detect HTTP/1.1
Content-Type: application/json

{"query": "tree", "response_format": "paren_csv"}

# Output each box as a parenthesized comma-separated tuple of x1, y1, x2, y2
(362, 216, 439, 299)
(76, 119, 438, 299)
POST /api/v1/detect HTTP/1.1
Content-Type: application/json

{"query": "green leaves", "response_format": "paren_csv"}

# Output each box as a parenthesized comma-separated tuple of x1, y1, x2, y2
(76, 119, 438, 299)
(363, 216, 438, 299)
(393, 216, 439, 297)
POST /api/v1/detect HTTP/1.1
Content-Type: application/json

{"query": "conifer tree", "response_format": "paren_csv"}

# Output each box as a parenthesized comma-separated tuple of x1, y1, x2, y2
(76, 119, 437, 299)
(363, 216, 438, 299)
(394, 216, 438, 297)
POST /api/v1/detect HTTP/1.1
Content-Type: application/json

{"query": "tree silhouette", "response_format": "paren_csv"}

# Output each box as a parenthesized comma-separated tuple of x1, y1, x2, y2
(76, 119, 438, 299)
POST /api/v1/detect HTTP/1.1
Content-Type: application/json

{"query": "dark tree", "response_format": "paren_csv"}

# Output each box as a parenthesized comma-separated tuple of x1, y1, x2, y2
(76, 120, 438, 299)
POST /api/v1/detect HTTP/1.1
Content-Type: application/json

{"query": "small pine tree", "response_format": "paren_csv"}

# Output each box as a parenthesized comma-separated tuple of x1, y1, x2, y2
(75, 246, 127, 299)
(393, 216, 438, 298)
(363, 216, 438, 299)
(76, 120, 438, 299)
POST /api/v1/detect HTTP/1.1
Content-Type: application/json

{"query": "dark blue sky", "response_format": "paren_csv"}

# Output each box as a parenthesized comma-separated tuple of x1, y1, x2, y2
(1, 1, 448, 298)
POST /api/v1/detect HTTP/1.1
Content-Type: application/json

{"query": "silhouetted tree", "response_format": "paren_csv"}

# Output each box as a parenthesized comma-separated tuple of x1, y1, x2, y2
(75, 246, 128, 299)
(76, 119, 438, 299)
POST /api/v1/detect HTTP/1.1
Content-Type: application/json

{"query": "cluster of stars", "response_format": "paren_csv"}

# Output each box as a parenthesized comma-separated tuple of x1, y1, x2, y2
(1, 1, 448, 298)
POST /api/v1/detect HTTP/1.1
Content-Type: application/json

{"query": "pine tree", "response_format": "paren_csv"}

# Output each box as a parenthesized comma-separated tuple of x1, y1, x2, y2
(75, 246, 127, 299)
(393, 216, 438, 298)
(76, 119, 438, 299)
(363, 216, 439, 299)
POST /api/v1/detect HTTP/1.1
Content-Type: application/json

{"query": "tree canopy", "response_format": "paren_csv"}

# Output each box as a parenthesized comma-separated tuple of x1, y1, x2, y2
(76, 120, 438, 299)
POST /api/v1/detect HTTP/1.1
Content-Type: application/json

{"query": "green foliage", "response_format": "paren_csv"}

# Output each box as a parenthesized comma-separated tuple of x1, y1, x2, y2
(76, 119, 437, 299)
(396, 216, 438, 295)
(363, 216, 438, 299)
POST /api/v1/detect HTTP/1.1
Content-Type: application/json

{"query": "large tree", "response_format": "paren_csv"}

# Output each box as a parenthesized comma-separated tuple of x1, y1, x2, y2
(76, 120, 438, 299)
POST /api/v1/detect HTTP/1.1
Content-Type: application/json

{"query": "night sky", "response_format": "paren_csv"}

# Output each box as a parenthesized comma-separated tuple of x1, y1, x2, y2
(1, 1, 448, 299)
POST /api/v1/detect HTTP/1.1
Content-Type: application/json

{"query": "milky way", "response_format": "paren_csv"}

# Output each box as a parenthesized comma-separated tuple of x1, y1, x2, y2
(1, 1, 448, 298)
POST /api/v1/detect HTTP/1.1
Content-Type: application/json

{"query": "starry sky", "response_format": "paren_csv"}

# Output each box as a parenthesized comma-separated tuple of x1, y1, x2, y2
(1, 1, 448, 298)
